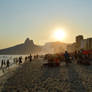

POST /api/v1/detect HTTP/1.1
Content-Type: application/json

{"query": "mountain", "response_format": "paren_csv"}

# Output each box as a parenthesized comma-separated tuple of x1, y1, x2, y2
(0, 39, 68, 55)
(0, 38, 41, 55)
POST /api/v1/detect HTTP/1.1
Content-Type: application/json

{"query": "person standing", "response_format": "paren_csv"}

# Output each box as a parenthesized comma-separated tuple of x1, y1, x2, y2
(19, 57, 22, 64)
(25, 56, 27, 61)
(6, 59, 10, 69)
(1, 60, 5, 73)
(3, 60, 6, 66)
(29, 54, 32, 62)
(1, 60, 4, 68)
(64, 51, 70, 66)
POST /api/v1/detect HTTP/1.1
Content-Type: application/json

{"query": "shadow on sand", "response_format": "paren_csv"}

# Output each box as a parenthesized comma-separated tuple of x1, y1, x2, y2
(67, 64, 87, 92)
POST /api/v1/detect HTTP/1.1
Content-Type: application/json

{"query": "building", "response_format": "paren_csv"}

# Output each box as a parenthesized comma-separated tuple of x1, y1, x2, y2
(67, 35, 92, 52)
(81, 38, 92, 50)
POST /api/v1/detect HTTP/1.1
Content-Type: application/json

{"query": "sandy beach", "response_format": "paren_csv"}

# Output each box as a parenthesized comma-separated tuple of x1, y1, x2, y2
(0, 58, 92, 92)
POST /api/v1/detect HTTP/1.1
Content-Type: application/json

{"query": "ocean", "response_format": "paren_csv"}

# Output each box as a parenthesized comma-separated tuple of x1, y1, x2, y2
(0, 55, 28, 66)
(0, 55, 28, 77)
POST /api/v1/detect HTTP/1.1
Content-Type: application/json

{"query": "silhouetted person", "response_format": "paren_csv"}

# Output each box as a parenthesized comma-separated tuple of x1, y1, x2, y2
(19, 57, 22, 64)
(74, 51, 78, 60)
(6, 59, 10, 69)
(64, 51, 70, 65)
(36, 54, 39, 59)
(25, 56, 27, 61)
(3, 60, 6, 66)
(1, 60, 5, 73)
(34, 55, 36, 59)
(77, 51, 83, 64)
(29, 54, 32, 62)
(1, 60, 4, 68)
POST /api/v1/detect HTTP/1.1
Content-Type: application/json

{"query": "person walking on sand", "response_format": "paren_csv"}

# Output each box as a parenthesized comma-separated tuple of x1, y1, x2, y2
(64, 51, 70, 66)
(1, 60, 4, 68)
(1, 60, 5, 73)
(25, 56, 28, 61)
(6, 59, 10, 69)
(19, 56, 22, 64)
(3, 60, 6, 66)
(28, 54, 32, 62)
(1, 60, 6, 73)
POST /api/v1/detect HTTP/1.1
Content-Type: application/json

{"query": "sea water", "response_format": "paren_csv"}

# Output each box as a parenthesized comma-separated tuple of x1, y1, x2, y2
(0, 55, 27, 64)
(0, 55, 28, 76)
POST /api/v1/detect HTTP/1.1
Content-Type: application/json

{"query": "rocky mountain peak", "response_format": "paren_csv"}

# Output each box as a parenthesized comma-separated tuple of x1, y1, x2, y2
(24, 38, 34, 46)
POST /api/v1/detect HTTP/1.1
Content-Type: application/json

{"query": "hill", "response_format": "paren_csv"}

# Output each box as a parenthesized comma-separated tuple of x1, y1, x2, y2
(0, 39, 68, 55)
(0, 38, 41, 55)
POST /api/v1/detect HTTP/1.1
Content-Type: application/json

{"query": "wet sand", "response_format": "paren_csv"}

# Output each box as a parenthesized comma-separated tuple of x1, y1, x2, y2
(0, 58, 92, 92)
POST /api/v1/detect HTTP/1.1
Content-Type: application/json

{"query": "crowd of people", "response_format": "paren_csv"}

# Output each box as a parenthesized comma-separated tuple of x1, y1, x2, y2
(0, 54, 33, 73)
(44, 50, 92, 67)
(73, 50, 92, 65)
(0, 50, 92, 72)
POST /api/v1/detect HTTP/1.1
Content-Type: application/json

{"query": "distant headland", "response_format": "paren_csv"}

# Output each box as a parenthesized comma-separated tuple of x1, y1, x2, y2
(0, 38, 67, 55)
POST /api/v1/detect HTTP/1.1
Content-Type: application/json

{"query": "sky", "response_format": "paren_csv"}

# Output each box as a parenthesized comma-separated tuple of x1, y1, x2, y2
(0, 0, 92, 49)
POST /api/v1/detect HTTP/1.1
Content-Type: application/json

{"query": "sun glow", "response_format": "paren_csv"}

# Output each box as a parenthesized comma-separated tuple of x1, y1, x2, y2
(53, 29, 66, 41)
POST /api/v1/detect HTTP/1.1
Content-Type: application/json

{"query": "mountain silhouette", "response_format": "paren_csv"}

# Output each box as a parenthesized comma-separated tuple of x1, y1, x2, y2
(0, 38, 41, 55)
(0, 38, 68, 55)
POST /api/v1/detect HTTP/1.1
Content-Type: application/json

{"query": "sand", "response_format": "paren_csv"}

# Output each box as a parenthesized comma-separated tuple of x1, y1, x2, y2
(0, 58, 92, 92)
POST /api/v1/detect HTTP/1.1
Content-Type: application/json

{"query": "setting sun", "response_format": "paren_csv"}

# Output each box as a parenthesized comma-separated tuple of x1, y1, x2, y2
(53, 29, 66, 41)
